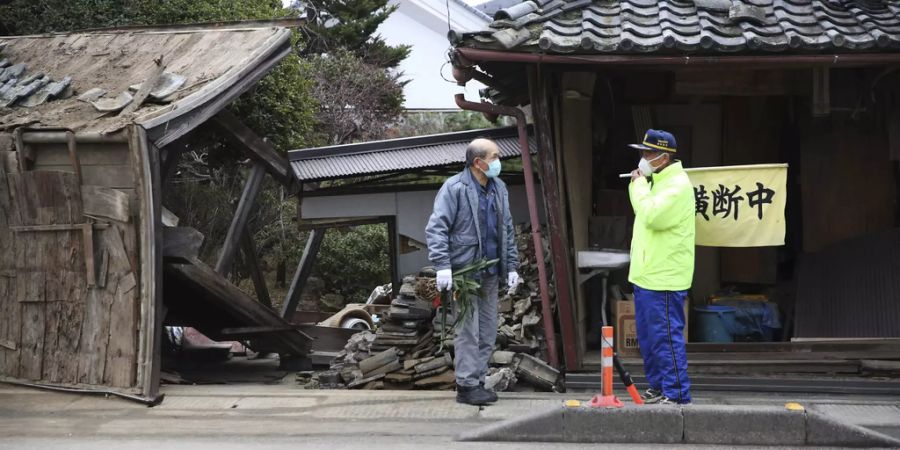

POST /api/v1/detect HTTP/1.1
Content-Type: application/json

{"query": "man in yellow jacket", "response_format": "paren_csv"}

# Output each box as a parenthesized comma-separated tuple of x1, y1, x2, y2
(628, 129, 694, 405)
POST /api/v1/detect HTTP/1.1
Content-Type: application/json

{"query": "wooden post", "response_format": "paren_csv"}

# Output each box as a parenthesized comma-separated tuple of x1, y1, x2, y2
(387, 216, 400, 297)
(215, 161, 266, 276)
(528, 66, 580, 370)
(281, 228, 326, 319)
(240, 228, 272, 308)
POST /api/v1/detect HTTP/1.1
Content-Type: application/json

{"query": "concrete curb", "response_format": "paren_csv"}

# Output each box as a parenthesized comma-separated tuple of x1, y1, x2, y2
(806, 408, 900, 448)
(457, 403, 900, 447)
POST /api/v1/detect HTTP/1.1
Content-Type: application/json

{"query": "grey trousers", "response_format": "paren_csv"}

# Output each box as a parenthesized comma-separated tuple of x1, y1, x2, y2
(453, 274, 499, 387)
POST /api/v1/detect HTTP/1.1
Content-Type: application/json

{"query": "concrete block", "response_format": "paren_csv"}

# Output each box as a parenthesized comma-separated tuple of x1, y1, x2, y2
(684, 405, 805, 446)
(458, 404, 682, 444)
(806, 409, 900, 448)
(562, 405, 683, 444)
(457, 406, 565, 442)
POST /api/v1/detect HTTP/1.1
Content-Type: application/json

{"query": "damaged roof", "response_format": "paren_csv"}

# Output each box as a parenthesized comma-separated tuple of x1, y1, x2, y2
(0, 23, 293, 146)
(288, 126, 535, 182)
(452, 0, 900, 53)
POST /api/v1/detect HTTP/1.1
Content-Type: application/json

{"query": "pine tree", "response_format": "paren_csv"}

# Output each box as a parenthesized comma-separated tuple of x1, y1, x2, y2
(298, 0, 411, 69)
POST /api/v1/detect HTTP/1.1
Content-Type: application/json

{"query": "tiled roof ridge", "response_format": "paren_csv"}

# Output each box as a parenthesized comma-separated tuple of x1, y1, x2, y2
(456, 0, 900, 53)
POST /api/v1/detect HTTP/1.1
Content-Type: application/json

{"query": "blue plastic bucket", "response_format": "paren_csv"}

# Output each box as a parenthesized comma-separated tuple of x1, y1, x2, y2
(693, 305, 737, 343)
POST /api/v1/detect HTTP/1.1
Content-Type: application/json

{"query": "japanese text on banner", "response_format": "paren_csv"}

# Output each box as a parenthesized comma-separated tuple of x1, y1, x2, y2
(687, 164, 787, 247)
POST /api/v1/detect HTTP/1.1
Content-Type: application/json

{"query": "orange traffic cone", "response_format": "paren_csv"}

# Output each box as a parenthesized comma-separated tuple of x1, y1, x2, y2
(589, 326, 624, 408)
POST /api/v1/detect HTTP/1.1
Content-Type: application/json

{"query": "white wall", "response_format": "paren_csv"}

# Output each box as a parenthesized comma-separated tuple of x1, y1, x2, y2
(378, 0, 488, 110)
(302, 184, 546, 276)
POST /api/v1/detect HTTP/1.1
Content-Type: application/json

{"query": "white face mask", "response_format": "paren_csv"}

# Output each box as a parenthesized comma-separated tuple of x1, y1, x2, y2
(638, 153, 666, 177)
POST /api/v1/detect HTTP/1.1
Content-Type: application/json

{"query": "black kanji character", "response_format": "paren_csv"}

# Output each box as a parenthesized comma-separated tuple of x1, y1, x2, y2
(712, 184, 745, 220)
(694, 185, 710, 221)
(747, 182, 775, 220)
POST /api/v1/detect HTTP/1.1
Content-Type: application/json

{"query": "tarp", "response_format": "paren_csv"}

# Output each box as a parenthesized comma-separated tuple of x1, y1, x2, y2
(687, 164, 787, 247)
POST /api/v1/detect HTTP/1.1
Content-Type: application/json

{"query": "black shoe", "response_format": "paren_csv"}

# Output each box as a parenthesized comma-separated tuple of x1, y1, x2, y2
(480, 384, 498, 403)
(658, 396, 691, 405)
(641, 388, 663, 404)
(456, 384, 494, 406)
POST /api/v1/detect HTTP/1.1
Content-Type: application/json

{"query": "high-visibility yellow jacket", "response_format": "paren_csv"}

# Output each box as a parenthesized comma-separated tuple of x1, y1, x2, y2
(628, 161, 696, 291)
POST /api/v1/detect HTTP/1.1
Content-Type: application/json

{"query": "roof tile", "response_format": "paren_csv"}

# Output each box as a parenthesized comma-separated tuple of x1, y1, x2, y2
(455, 0, 900, 53)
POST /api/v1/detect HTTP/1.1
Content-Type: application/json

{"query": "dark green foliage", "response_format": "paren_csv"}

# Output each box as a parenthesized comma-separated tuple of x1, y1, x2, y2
(315, 224, 390, 303)
(299, 0, 411, 69)
(0, 0, 290, 35)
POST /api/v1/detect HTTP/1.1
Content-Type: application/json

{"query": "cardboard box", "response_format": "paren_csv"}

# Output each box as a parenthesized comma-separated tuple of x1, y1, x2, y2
(612, 299, 689, 357)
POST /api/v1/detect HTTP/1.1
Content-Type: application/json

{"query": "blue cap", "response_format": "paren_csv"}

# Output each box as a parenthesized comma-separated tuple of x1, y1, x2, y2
(629, 129, 677, 153)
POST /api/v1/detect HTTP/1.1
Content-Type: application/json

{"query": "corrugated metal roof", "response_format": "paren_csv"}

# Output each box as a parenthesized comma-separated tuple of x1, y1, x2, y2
(288, 126, 535, 182)
(453, 0, 900, 53)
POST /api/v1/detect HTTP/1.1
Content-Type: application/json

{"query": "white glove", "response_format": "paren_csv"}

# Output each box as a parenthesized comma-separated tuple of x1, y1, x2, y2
(436, 269, 453, 291)
(507, 271, 520, 289)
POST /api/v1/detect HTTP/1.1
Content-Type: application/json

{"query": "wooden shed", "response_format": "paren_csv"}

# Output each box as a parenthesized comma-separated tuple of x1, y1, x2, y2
(0, 21, 308, 403)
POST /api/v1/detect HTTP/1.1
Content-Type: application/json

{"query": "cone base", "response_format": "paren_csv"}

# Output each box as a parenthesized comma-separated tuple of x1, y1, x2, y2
(588, 394, 624, 408)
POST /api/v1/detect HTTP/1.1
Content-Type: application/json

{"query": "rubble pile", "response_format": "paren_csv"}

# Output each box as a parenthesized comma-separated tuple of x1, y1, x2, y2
(495, 223, 556, 360)
(322, 276, 456, 390)
(313, 224, 564, 392)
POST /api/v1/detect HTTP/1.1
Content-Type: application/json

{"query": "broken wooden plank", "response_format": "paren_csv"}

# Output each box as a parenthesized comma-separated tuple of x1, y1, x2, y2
(240, 229, 271, 308)
(82, 223, 96, 287)
(281, 228, 326, 319)
(120, 55, 166, 117)
(82, 186, 130, 222)
(162, 226, 204, 260)
(161, 207, 179, 227)
(10, 223, 109, 232)
(215, 161, 265, 276)
(214, 110, 294, 187)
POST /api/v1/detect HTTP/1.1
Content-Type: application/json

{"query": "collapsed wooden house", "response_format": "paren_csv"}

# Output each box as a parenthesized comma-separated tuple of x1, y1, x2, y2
(0, 22, 315, 403)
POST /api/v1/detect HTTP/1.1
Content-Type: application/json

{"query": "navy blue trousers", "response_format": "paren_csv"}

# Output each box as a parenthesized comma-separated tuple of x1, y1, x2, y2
(633, 284, 691, 403)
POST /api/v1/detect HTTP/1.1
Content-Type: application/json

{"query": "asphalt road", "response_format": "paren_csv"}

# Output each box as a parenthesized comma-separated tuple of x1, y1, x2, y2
(0, 383, 897, 449)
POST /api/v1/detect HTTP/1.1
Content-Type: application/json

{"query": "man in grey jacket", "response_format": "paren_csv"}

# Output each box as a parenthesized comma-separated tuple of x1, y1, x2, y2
(425, 138, 519, 406)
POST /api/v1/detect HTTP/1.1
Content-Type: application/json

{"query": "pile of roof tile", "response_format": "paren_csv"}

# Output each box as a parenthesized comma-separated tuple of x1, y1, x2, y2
(0, 45, 73, 109)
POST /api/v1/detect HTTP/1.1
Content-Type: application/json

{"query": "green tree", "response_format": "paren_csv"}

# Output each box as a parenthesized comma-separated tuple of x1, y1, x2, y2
(0, 0, 291, 35)
(297, 0, 410, 69)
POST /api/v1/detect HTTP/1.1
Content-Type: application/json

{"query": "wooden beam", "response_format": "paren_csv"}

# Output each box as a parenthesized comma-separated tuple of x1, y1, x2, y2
(528, 66, 580, 371)
(281, 228, 326, 319)
(165, 258, 312, 355)
(221, 325, 296, 336)
(214, 110, 294, 187)
(297, 216, 389, 231)
(387, 216, 400, 297)
(240, 228, 272, 308)
(215, 161, 266, 276)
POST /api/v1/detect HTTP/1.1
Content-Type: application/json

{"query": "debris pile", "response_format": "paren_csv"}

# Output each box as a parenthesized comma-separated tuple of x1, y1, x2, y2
(311, 224, 564, 392)
(323, 276, 456, 390)
(495, 223, 556, 360)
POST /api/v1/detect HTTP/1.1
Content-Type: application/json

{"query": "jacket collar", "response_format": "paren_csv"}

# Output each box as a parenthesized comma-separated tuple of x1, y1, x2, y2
(651, 160, 684, 183)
